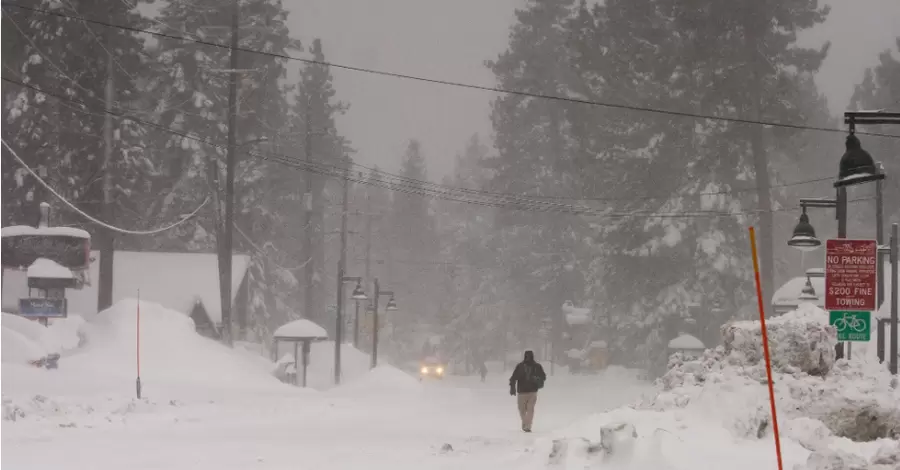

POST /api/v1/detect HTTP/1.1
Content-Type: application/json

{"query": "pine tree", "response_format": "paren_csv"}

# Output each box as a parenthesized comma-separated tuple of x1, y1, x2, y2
(286, 38, 349, 328)
(2, 1, 148, 231)
(387, 139, 439, 354)
(486, 0, 592, 364)
(145, 0, 299, 339)
(849, 38, 900, 227)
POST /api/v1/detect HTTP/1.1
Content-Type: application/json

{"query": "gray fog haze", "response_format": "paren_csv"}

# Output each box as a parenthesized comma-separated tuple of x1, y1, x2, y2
(286, 0, 900, 177)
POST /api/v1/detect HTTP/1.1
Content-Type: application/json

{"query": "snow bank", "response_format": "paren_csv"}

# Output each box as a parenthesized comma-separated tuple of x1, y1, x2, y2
(3, 299, 288, 401)
(2, 327, 46, 363)
(333, 365, 422, 399)
(635, 303, 900, 468)
(1, 313, 84, 361)
(668, 333, 704, 350)
(722, 303, 836, 376)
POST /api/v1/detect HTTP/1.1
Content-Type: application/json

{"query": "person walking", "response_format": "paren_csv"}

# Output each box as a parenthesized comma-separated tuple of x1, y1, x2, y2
(479, 361, 488, 382)
(509, 350, 546, 432)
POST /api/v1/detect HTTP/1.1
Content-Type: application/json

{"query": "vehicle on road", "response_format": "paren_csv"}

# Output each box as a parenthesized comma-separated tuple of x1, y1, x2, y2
(419, 356, 446, 380)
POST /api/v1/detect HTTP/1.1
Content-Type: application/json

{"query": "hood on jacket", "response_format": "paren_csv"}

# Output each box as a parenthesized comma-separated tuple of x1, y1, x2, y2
(523, 350, 535, 362)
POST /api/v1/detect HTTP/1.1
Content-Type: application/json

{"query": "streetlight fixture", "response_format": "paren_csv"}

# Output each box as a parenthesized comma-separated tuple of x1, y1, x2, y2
(370, 278, 398, 369)
(834, 133, 885, 188)
(335, 267, 366, 385)
(788, 209, 822, 251)
(798, 276, 817, 301)
(350, 281, 368, 301)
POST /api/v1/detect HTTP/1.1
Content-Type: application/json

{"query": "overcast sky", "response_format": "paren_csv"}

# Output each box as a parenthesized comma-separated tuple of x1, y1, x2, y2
(284, 0, 899, 179)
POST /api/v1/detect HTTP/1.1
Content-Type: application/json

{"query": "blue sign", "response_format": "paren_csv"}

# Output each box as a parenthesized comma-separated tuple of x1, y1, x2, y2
(19, 298, 67, 318)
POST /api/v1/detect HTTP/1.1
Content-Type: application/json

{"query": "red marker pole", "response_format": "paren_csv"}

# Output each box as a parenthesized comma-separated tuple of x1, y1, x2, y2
(749, 227, 783, 470)
(136, 290, 142, 399)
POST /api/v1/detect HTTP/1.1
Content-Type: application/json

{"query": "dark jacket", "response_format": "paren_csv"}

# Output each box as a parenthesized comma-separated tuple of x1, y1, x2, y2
(509, 351, 546, 394)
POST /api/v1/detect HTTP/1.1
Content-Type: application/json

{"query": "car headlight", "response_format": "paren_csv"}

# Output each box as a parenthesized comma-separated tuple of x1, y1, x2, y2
(421, 366, 429, 374)
(436, 367, 444, 374)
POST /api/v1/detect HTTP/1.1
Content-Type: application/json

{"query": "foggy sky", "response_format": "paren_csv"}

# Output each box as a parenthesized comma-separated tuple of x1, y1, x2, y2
(285, 0, 900, 180)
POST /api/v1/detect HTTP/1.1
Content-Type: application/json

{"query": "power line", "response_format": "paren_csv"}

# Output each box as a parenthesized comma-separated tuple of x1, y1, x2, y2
(1, 139, 209, 235)
(1, 76, 863, 220)
(347, 159, 834, 204)
(6, 2, 900, 141)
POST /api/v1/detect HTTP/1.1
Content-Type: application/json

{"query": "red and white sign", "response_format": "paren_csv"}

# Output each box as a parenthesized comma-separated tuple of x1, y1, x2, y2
(825, 239, 878, 311)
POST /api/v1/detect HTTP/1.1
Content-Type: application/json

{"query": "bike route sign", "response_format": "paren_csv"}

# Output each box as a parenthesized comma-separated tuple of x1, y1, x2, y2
(828, 311, 871, 342)
(825, 239, 877, 311)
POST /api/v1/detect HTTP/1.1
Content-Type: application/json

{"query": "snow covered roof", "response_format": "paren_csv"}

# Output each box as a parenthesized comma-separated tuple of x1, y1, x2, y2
(668, 333, 704, 350)
(771, 274, 825, 309)
(2, 250, 250, 325)
(273, 319, 328, 340)
(26, 258, 73, 279)
(1, 225, 90, 238)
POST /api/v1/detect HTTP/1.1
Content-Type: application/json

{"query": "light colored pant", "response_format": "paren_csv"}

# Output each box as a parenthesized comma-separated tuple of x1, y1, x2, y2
(517, 392, 538, 430)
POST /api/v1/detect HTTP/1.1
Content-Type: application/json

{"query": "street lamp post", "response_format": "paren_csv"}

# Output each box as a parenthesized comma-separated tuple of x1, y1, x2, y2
(371, 277, 398, 369)
(877, 226, 899, 374)
(786, 111, 898, 371)
(335, 266, 367, 385)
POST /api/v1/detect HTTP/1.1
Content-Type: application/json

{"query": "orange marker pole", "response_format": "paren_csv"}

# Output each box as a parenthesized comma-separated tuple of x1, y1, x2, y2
(136, 290, 142, 399)
(749, 227, 783, 470)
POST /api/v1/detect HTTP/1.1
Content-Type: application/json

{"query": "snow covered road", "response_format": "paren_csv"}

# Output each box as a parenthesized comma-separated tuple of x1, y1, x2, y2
(2, 370, 652, 470)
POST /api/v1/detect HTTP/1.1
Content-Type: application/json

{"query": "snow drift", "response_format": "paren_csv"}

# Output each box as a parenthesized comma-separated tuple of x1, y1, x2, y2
(638, 303, 900, 469)
(3, 299, 289, 401)
(721, 303, 836, 376)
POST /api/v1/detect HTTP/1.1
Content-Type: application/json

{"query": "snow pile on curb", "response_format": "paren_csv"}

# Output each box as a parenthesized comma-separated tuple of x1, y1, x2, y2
(721, 304, 835, 376)
(1, 313, 85, 362)
(3, 299, 291, 422)
(637, 304, 900, 469)
(335, 365, 422, 397)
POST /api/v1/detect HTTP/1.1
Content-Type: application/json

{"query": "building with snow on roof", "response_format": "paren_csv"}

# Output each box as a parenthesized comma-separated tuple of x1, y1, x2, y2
(2, 250, 250, 339)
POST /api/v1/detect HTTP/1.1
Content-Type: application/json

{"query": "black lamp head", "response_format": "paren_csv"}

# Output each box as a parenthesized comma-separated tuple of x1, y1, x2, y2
(350, 282, 368, 300)
(834, 134, 884, 188)
(798, 276, 817, 301)
(787, 211, 822, 252)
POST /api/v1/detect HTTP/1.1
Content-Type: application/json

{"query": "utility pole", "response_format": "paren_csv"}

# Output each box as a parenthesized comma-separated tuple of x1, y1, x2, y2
(98, 27, 115, 312)
(334, 156, 351, 383)
(220, 0, 240, 346)
(302, 99, 315, 323)
(359, 195, 373, 347)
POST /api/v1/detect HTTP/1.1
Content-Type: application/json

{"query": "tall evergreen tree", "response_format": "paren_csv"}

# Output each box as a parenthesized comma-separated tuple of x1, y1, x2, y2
(849, 38, 900, 227)
(387, 139, 439, 354)
(286, 38, 349, 327)
(145, 0, 299, 339)
(2, 1, 148, 230)
(486, 0, 594, 365)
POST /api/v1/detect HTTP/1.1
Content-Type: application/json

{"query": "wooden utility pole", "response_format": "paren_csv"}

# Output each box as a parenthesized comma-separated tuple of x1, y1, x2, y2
(98, 29, 115, 312)
(357, 195, 374, 347)
(334, 156, 351, 383)
(302, 101, 315, 322)
(220, 0, 240, 345)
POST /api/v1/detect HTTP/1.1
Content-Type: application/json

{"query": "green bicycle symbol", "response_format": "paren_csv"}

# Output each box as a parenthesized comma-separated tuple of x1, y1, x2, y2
(832, 312, 867, 333)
